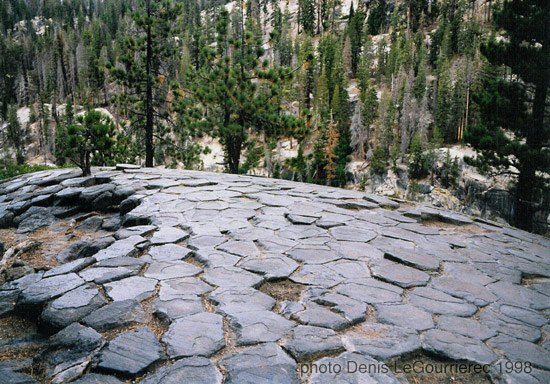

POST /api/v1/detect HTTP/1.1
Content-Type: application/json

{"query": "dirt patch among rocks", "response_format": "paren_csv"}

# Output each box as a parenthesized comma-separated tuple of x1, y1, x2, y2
(259, 279, 305, 302)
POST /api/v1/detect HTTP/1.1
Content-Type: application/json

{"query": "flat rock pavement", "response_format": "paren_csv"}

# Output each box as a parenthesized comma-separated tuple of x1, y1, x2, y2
(1, 167, 550, 384)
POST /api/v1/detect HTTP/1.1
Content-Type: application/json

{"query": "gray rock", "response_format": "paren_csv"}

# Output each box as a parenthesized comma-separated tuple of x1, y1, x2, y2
(437, 315, 496, 340)
(229, 310, 295, 346)
(141, 357, 222, 384)
(488, 334, 550, 370)
(287, 247, 341, 264)
(82, 299, 147, 331)
(498, 304, 548, 327)
(217, 240, 260, 257)
(219, 343, 298, 384)
(114, 225, 156, 239)
(150, 227, 189, 245)
(71, 374, 124, 384)
(335, 279, 403, 304)
(309, 352, 402, 384)
(238, 255, 299, 280)
(76, 216, 104, 231)
(383, 246, 440, 271)
(98, 327, 165, 376)
(194, 249, 241, 268)
(363, 193, 400, 209)
(480, 309, 541, 342)
(375, 303, 434, 331)
(144, 261, 201, 280)
(0, 209, 15, 228)
(41, 284, 107, 329)
(92, 235, 147, 260)
(104, 276, 157, 302)
(431, 276, 498, 306)
(409, 287, 478, 316)
(202, 266, 263, 288)
(56, 241, 98, 263)
(343, 323, 421, 361)
(281, 325, 344, 360)
(0, 369, 38, 384)
(487, 281, 550, 310)
(54, 187, 84, 204)
(292, 302, 349, 330)
(290, 265, 345, 288)
(19, 273, 84, 305)
(286, 214, 317, 225)
(16, 206, 56, 233)
(209, 287, 275, 315)
(0, 289, 19, 316)
(329, 226, 377, 242)
(371, 260, 430, 288)
(314, 293, 367, 323)
(44, 257, 96, 278)
(154, 297, 204, 322)
(162, 312, 224, 358)
(188, 235, 227, 249)
(79, 266, 140, 284)
(79, 184, 115, 207)
(144, 243, 192, 262)
(422, 329, 498, 365)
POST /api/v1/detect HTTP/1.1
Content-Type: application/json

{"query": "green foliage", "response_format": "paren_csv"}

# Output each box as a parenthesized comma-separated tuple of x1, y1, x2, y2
(240, 139, 265, 174)
(285, 144, 308, 181)
(64, 110, 116, 176)
(0, 163, 56, 181)
(408, 132, 429, 179)
(371, 145, 387, 174)
(367, 0, 387, 35)
(6, 105, 24, 165)
(358, 173, 369, 191)
(407, 180, 422, 201)
(437, 149, 460, 188)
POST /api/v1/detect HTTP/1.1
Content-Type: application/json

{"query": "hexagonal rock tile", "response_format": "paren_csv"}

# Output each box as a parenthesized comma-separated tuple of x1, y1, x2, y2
(371, 260, 430, 288)
(281, 325, 345, 360)
(194, 249, 241, 268)
(256, 237, 298, 253)
(228, 310, 296, 346)
(71, 374, 124, 384)
(324, 259, 371, 281)
(202, 266, 263, 288)
(292, 302, 349, 330)
(498, 304, 548, 327)
(329, 241, 385, 261)
(93, 235, 147, 261)
(479, 309, 541, 342)
(329, 226, 377, 242)
(436, 315, 496, 341)
(209, 287, 275, 315)
(314, 293, 367, 324)
(422, 329, 498, 365)
(19, 273, 85, 305)
(488, 334, 550, 370)
(41, 284, 108, 329)
(43, 257, 96, 278)
(141, 357, 222, 384)
(219, 343, 298, 384)
(217, 240, 260, 257)
(144, 244, 193, 262)
(382, 246, 440, 271)
(114, 225, 157, 240)
(158, 277, 213, 301)
(343, 323, 421, 361)
(97, 327, 165, 376)
(487, 281, 550, 310)
(290, 265, 345, 288)
(286, 247, 341, 265)
(335, 279, 403, 305)
(375, 304, 434, 331)
(430, 276, 497, 307)
(187, 235, 227, 249)
(79, 266, 140, 285)
(82, 299, 147, 332)
(150, 227, 189, 245)
(104, 276, 157, 302)
(144, 261, 202, 280)
(154, 296, 204, 322)
(238, 255, 299, 280)
(162, 312, 224, 358)
(408, 287, 478, 317)
(308, 352, 402, 384)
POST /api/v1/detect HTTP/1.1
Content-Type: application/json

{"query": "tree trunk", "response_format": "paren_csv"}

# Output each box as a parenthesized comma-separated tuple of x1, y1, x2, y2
(145, 0, 154, 167)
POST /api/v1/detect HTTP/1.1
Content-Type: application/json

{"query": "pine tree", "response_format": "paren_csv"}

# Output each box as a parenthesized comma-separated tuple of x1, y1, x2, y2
(367, 0, 387, 35)
(466, 0, 550, 231)
(7, 105, 24, 165)
(111, 0, 180, 167)
(300, 0, 316, 35)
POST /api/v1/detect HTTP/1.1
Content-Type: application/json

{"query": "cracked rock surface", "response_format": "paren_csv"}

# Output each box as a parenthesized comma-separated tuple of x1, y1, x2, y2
(0, 167, 549, 383)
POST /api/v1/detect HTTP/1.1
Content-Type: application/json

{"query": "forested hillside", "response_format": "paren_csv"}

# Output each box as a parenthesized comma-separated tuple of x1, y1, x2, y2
(0, 0, 548, 232)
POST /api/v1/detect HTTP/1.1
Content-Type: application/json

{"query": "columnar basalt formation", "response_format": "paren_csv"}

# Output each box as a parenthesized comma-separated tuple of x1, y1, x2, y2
(0, 167, 549, 384)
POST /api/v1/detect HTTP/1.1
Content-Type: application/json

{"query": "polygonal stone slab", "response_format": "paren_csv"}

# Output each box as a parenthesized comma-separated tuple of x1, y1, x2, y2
(104, 276, 157, 302)
(150, 227, 189, 245)
(383, 246, 440, 271)
(20, 273, 84, 305)
(479, 309, 541, 342)
(144, 244, 193, 262)
(409, 287, 478, 316)
(209, 287, 275, 315)
(343, 323, 421, 361)
(436, 315, 496, 341)
(314, 293, 367, 324)
(82, 299, 147, 332)
(324, 259, 371, 281)
(162, 312, 224, 358)
(202, 266, 263, 288)
(488, 334, 550, 370)
(71, 374, 124, 384)
(141, 357, 222, 384)
(290, 265, 345, 288)
(335, 279, 403, 304)
(98, 327, 165, 376)
(228, 310, 296, 346)
(287, 247, 341, 265)
(238, 255, 299, 280)
(144, 261, 202, 280)
(281, 325, 344, 360)
(41, 284, 107, 329)
(217, 240, 260, 258)
(188, 235, 227, 249)
(375, 303, 434, 331)
(194, 249, 241, 268)
(329, 226, 377, 242)
(487, 281, 550, 310)
(158, 277, 213, 301)
(154, 297, 204, 322)
(431, 276, 497, 306)
(422, 329, 498, 365)
(371, 260, 430, 288)
(292, 302, 349, 330)
(219, 343, 298, 384)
